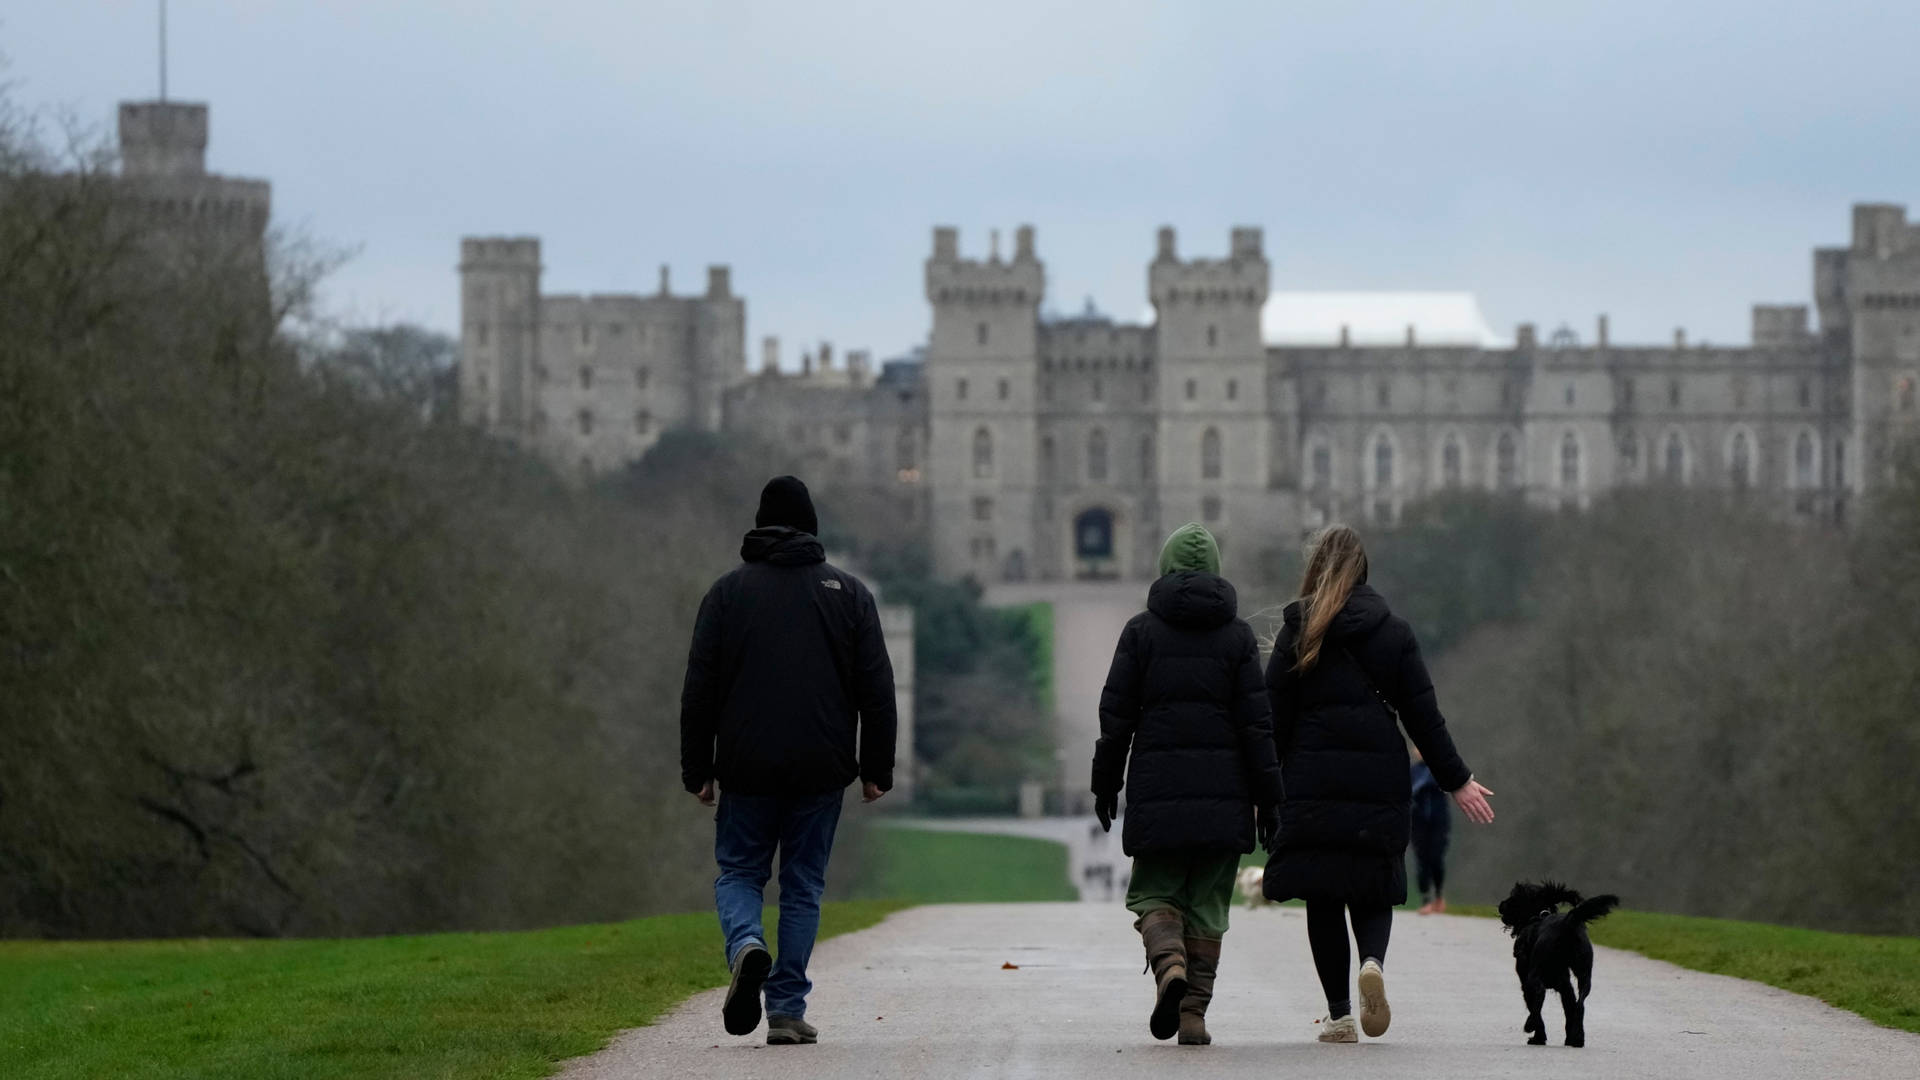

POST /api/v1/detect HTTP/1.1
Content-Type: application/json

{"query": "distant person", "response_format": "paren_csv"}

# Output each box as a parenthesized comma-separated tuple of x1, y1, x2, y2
(1263, 524, 1495, 1044)
(678, 475, 898, 1047)
(1409, 750, 1452, 914)
(1093, 523, 1284, 1046)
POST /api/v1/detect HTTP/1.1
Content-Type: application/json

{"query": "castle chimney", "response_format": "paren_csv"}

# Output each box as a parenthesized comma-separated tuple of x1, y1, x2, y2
(658, 264, 670, 296)
(1674, 327, 1687, 349)
(1516, 323, 1538, 350)
(761, 335, 780, 374)
(1597, 314, 1610, 349)
(989, 229, 1001, 262)
(1156, 226, 1176, 262)
(1405, 324, 1417, 348)
(801, 350, 814, 376)
(707, 265, 731, 298)
(1339, 324, 1351, 349)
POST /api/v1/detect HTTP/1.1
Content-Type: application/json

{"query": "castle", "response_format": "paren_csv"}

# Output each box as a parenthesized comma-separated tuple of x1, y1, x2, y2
(461, 203, 1920, 582)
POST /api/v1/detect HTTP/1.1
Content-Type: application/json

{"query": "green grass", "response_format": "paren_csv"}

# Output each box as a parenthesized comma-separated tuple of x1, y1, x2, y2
(1446, 904, 1920, 1035)
(852, 826, 1077, 902)
(0, 900, 906, 1080)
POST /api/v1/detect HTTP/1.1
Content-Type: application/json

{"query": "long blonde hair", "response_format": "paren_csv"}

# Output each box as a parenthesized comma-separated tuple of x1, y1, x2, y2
(1294, 524, 1368, 671)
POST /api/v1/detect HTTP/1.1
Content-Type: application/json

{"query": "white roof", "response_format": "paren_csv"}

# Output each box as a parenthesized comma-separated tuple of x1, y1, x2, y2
(1261, 292, 1507, 348)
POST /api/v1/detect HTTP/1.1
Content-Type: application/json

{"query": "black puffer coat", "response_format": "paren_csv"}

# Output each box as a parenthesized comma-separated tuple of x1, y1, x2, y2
(678, 527, 898, 797)
(1261, 583, 1472, 906)
(1093, 571, 1285, 856)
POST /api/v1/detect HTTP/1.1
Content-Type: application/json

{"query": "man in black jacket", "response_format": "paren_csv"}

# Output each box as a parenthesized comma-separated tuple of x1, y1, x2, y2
(679, 476, 897, 1046)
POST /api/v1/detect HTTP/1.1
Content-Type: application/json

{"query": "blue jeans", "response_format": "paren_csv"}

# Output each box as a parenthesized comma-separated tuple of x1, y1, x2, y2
(714, 788, 845, 1020)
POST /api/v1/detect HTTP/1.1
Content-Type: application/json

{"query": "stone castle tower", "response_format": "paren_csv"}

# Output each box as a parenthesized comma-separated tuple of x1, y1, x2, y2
(459, 239, 746, 474)
(113, 100, 270, 277)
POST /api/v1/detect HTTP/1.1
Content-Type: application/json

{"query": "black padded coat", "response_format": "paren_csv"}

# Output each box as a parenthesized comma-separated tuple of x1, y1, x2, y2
(1261, 583, 1472, 907)
(1092, 571, 1285, 856)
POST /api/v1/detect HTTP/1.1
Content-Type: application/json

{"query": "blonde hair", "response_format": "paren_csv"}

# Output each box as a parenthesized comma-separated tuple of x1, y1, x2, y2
(1294, 524, 1368, 672)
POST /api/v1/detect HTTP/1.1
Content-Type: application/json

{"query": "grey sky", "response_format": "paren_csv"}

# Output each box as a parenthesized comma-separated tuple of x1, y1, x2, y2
(6, 1, 1912, 362)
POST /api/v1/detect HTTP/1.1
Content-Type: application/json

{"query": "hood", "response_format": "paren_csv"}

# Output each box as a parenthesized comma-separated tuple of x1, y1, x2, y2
(740, 526, 825, 566)
(1157, 522, 1222, 577)
(1147, 570, 1238, 629)
(1283, 582, 1392, 641)
(755, 475, 819, 537)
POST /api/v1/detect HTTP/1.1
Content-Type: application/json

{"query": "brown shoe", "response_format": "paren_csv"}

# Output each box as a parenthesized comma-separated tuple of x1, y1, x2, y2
(1136, 908, 1188, 1041)
(1178, 936, 1220, 1045)
(766, 1015, 818, 1045)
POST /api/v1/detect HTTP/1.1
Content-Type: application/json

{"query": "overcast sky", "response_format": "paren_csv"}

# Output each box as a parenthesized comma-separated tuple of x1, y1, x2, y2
(5, 1, 1912, 362)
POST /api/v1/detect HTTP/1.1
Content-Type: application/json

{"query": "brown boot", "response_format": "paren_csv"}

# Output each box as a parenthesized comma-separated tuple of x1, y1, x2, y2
(1178, 936, 1220, 1045)
(1136, 908, 1188, 1041)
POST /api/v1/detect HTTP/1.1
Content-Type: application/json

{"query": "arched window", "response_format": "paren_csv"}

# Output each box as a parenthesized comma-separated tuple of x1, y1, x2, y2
(1496, 432, 1518, 490)
(578, 409, 594, 436)
(1665, 432, 1686, 483)
(972, 427, 993, 478)
(579, 365, 594, 390)
(1311, 443, 1331, 490)
(1730, 430, 1752, 488)
(1794, 431, 1815, 488)
(1442, 437, 1462, 487)
(1201, 427, 1222, 480)
(1039, 435, 1055, 480)
(1139, 435, 1155, 482)
(1560, 432, 1580, 489)
(1088, 428, 1108, 482)
(1373, 435, 1394, 489)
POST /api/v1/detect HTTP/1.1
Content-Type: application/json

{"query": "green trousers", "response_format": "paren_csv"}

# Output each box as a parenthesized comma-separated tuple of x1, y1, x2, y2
(1124, 850, 1241, 941)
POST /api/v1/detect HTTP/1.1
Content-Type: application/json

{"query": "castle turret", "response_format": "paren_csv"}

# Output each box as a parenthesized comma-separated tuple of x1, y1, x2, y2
(1839, 203, 1920, 491)
(924, 225, 1044, 581)
(459, 237, 542, 432)
(1149, 226, 1274, 542)
(119, 101, 207, 177)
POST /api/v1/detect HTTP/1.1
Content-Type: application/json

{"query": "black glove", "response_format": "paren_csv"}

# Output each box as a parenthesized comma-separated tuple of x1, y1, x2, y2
(1094, 792, 1118, 833)
(1257, 805, 1281, 854)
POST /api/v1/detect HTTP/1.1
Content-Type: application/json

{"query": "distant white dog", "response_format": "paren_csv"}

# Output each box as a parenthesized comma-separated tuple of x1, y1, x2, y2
(1236, 866, 1269, 908)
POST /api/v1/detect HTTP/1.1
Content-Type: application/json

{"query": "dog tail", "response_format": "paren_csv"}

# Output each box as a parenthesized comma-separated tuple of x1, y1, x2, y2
(1568, 894, 1620, 926)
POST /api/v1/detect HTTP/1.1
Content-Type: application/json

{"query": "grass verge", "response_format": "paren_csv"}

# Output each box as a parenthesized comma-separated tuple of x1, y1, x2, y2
(0, 900, 906, 1080)
(851, 826, 1077, 902)
(1446, 904, 1920, 1035)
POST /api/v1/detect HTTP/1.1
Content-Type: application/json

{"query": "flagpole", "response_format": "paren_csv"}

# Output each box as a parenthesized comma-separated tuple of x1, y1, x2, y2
(159, 0, 168, 101)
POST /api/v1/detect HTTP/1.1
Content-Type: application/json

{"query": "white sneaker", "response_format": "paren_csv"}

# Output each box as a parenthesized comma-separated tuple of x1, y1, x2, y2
(1317, 1014, 1358, 1043)
(1357, 958, 1391, 1037)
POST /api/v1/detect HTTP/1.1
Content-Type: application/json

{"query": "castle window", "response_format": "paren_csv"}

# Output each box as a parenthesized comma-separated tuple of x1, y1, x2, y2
(580, 365, 593, 390)
(1311, 444, 1331, 490)
(1041, 436, 1055, 479)
(1560, 432, 1580, 489)
(1619, 433, 1639, 475)
(1140, 435, 1155, 481)
(1794, 431, 1815, 488)
(1227, 378, 1238, 401)
(1377, 381, 1391, 409)
(1202, 496, 1222, 523)
(1564, 384, 1575, 407)
(1730, 431, 1752, 488)
(578, 409, 594, 436)
(1621, 377, 1635, 408)
(973, 427, 993, 478)
(1798, 379, 1811, 409)
(1088, 428, 1109, 482)
(1075, 508, 1114, 560)
(1496, 432, 1519, 490)
(1207, 325, 1218, 348)
(634, 410, 652, 435)
(636, 366, 650, 390)
(1665, 433, 1686, 483)
(970, 535, 997, 561)
(1373, 435, 1394, 489)
(998, 378, 1010, 401)
(973, 496, 994, 522)
(1669, 379, 1681, 408)
(1092, 378, 1103, 402)
(1201, 428, 1223, 480)
(957, 378, 969, 401)
(977, 322, 989, 346)
(1185, 378, 1197, 401)
(580, 323, 591, 347)
(1442, 437, 1462, 487)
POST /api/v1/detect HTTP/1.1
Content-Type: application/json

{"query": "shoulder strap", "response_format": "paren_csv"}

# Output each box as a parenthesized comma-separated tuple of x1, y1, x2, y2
(1340, 644, 1397, 719)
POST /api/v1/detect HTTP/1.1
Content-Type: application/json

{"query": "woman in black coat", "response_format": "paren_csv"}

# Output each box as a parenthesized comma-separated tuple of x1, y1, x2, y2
(1263, 524, 1495, 1043)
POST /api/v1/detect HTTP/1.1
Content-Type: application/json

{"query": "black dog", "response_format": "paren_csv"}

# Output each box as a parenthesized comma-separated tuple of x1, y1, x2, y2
(1497, 881, 1619, 1047)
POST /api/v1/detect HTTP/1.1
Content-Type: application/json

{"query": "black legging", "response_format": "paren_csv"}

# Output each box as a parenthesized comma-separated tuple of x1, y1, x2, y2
(1306, 901, 1393, 1017)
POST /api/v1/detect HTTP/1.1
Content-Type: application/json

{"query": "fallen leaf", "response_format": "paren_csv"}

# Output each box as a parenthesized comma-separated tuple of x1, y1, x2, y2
(1001, 962, 1020, 970)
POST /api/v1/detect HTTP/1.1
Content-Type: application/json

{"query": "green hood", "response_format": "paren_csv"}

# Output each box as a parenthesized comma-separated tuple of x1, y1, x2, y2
(1157, 522, 1221, 576)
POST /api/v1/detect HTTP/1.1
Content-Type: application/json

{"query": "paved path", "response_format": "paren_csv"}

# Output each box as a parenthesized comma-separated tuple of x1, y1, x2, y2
(559, 903, 1917, 1080)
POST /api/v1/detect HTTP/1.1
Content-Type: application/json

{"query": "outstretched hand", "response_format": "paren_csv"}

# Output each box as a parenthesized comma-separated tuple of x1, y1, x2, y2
(1094, 792, 1118, 833)
(1452, 778, 1496, 825)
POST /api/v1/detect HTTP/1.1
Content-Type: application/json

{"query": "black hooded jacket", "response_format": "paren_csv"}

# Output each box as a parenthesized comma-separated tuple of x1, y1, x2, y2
(1093, 571, 1285, 856)
(678, 527, 898, 797)
(1263, 583, 1471, 864)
